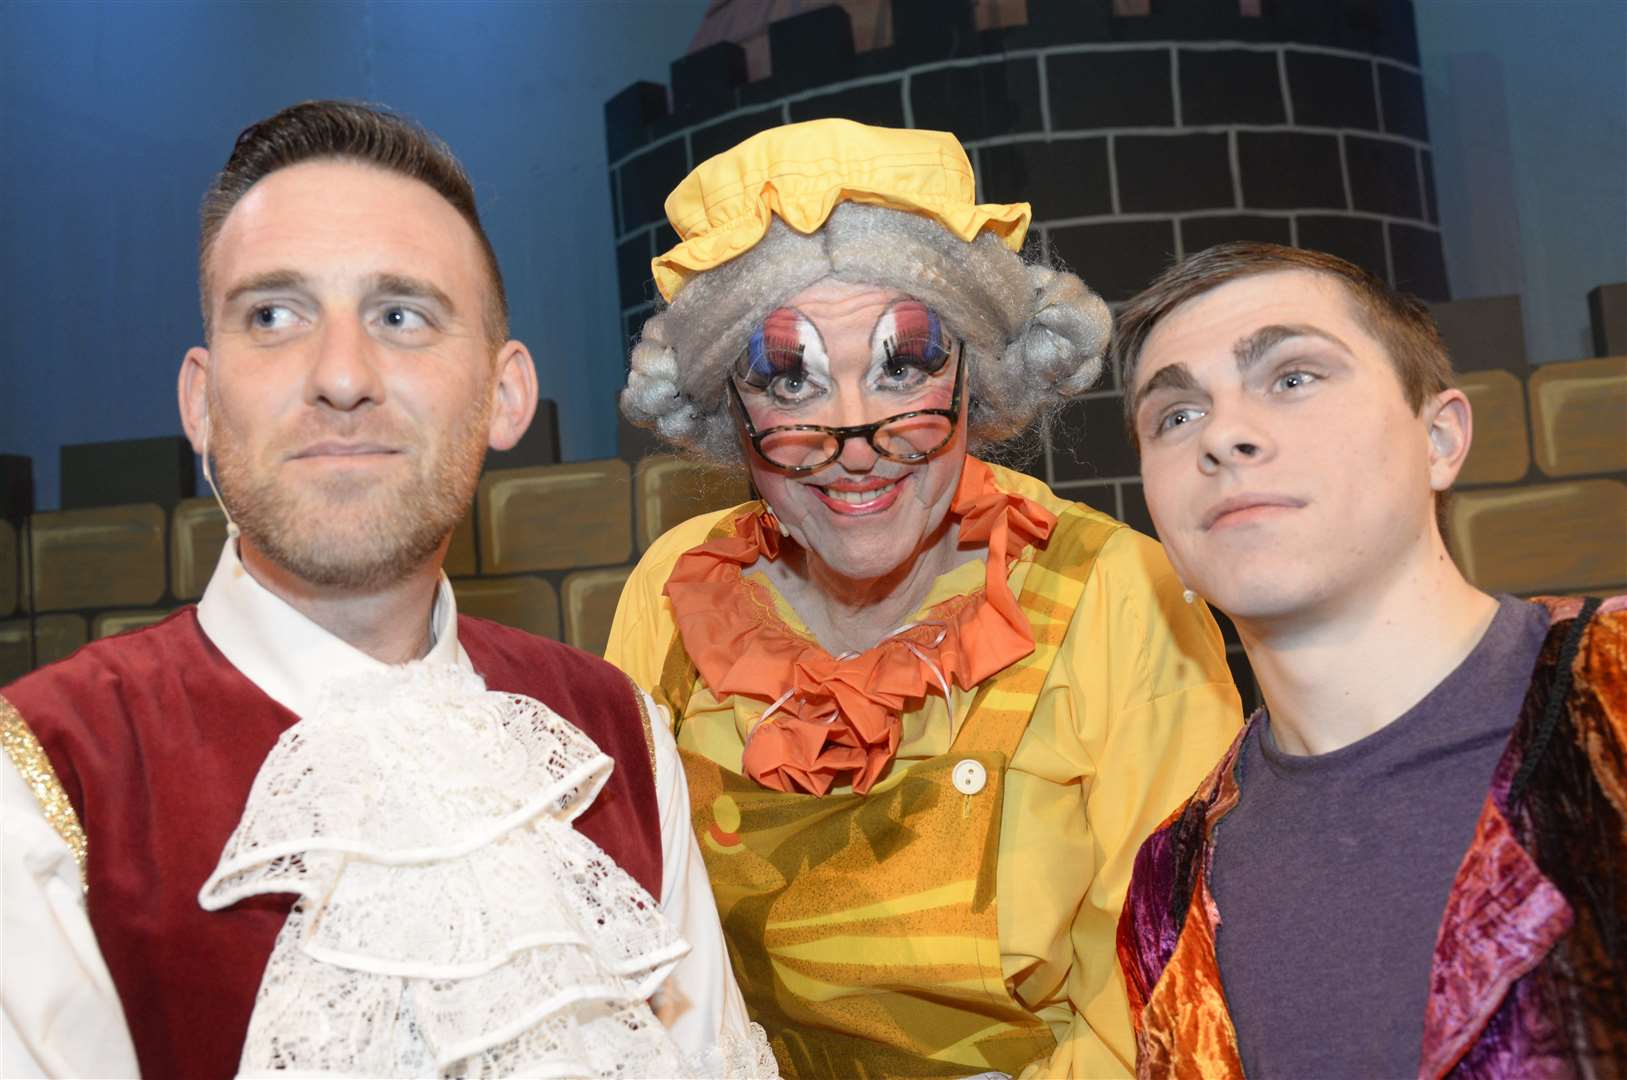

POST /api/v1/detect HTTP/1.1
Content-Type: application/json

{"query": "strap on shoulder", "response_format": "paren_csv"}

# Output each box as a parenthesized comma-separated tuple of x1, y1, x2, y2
(1508, 595, 1603, 811)
(949, 508, 1121, 757)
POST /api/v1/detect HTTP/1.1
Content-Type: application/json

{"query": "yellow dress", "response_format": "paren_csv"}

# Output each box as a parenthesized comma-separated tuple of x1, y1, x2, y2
(606, 460, 1241, 1077)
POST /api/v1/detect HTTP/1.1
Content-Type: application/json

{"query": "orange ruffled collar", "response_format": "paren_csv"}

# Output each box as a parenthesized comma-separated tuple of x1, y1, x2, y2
(663, 458, 1056, 796)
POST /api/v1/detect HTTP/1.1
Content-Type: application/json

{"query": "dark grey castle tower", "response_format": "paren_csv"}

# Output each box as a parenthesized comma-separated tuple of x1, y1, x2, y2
(605, 0, 1444, 325)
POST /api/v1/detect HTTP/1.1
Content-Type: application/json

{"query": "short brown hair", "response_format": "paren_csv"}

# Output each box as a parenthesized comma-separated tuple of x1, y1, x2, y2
(197, 100, 507, 344)
(1115, 242, 1453, 437)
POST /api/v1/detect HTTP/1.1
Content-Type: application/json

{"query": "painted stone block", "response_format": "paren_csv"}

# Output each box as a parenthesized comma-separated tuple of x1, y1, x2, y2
(488, 399, 560, 470)
(1449, 480, 1627, 594)
(636, 456, 750, 551)
(562, 567, 634, 657)
(452, 575, 560, 640)
(690, 106, 783, 170)
(789, 81, 905, 128)
(171, 498, 228, 602)
(1049, 219, 1175, 303)
(480, 460, 632, 573)
(912, 58, 1042, 141)
(1389, 222, 1449, 301)
(1528, 357, 1627, 477)
(1237, 131, 1344, 210)
(29, 505, 165, 612)
(1346, 134, 1422, 219)
(1181, 214, 1291, 255)
(1284, 50, 1378, 130)
(1050, 395, 1136, 484)
(620, 138, 688, 231)
(0, 521, 14, 617)
(1179, 48, 1286, 127)
(1456, 370, 1529, 485)
(1048, 49, 1172, 129)
(0, 615, 87, 683)
(444, 512, 478, 578)
(1588, 284, 1627, 357)
(94, 609, 171, 639)
(1116, 133, 1233, 214)
(60, 435, 194, 511)
(618, 231, 653, 310)
(1296, 216, 1386, 282)
(1428, 295, 1526, 375)
(978, 137, 1110, 221)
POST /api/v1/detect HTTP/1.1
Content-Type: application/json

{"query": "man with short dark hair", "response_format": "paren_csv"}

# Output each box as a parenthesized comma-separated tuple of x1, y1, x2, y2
(1113, 242, 1625, 1078)
(1, 101, 771, 1078)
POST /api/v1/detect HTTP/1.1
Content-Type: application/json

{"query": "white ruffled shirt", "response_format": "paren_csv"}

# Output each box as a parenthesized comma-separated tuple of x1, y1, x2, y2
(1, 542, 763, 1078)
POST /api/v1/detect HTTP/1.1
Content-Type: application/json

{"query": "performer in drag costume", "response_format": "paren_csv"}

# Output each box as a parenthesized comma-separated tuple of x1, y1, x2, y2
(605, 118, 1242, 1078)
(0, 101, 774, 1079)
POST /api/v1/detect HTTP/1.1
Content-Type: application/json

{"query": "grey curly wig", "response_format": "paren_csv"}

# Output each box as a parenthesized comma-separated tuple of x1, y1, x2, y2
(621, 203, 1112, 464)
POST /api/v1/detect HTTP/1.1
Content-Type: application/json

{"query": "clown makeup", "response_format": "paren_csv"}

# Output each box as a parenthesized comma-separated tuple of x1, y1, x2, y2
(736, 306, 831, 407)
(871, 300, 954, 396)
(733, 299, 956, 422)
(733, 281, 970, 587)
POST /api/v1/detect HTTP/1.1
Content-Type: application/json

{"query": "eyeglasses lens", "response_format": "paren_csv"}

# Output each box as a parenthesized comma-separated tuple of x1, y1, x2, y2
(874, 414, 953, 459)
(758, 413, 954, 469)
(759, 429, 839, 470)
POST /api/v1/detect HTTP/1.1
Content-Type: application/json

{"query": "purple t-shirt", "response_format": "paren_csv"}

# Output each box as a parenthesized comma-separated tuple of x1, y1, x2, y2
(1210, 595, 1550, 1078)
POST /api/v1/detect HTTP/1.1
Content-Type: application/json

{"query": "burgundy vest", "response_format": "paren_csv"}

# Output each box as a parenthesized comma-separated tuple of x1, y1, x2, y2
(3, 608, 661, 1080)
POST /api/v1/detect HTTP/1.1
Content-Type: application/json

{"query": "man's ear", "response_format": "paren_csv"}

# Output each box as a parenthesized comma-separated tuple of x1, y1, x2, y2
(178, 346, 212, 455)
(1424, 387, 1473, 492)
(487, 340, 540, 452)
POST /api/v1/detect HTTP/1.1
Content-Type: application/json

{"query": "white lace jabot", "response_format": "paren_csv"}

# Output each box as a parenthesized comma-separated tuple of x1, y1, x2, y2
(197, 661, 752, 1078)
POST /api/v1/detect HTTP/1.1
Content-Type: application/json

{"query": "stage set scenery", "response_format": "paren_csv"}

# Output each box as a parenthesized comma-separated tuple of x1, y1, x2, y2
(2, 2, 1623, 1079)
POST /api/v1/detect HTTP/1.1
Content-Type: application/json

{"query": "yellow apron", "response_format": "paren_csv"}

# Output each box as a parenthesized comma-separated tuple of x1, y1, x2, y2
(660, 512, 1115, 1078)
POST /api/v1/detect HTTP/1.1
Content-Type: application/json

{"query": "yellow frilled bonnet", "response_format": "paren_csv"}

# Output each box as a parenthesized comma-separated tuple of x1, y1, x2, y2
(651, 118, 1031, 302)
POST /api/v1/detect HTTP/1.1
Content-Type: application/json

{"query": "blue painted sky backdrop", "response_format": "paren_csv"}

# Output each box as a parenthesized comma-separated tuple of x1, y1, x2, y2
(2, 0, 1622, 509)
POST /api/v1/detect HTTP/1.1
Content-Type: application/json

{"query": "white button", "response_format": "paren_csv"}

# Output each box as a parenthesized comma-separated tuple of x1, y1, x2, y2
(952, 759, 987, 796)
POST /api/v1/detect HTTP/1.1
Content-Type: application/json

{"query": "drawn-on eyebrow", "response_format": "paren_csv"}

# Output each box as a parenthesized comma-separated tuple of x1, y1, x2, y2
(1233, 323, 1353, 373)
(1131, 361, 1202, 422)
(367, 272, 456, 316)
(221, 269, 309, 309)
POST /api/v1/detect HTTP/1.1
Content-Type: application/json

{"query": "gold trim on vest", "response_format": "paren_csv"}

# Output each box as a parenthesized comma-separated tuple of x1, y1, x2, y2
(628, 674, 658, 778)
(0, 694, 87, 891)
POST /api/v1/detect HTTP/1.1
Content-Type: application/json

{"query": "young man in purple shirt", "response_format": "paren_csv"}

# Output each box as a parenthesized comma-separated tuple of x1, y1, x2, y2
(1113, 242, 1624, 1079)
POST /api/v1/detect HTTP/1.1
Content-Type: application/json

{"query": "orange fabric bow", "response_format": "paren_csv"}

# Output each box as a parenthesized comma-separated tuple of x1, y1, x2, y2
(663, 458, 1056, 796)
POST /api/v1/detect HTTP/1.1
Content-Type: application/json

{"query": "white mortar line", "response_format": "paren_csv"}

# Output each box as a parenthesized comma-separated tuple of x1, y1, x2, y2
(1169, 45, 1182, 127)
(1106, 135, 1122, 214)
(1277, 48, 1295, 125)
(604, 39, 1423, 171)
(1371, 60, 1387, 133)
(963, 125, 1428, 152)
(1382, 220, 1396, 286)
(1037, 51, 1053, 134)
(1228, 129, 1243, 209)
(1337, 133, 1353, 210)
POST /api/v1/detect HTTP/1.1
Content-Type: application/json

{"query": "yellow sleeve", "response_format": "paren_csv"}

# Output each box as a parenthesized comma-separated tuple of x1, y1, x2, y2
(1018, 527, 1242, 1078)
(603, 504, 746, 696)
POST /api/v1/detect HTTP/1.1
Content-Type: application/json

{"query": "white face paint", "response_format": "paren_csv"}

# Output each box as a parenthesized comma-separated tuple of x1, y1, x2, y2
(733, 280, 968, 586)
(734, 305, 832, 410)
